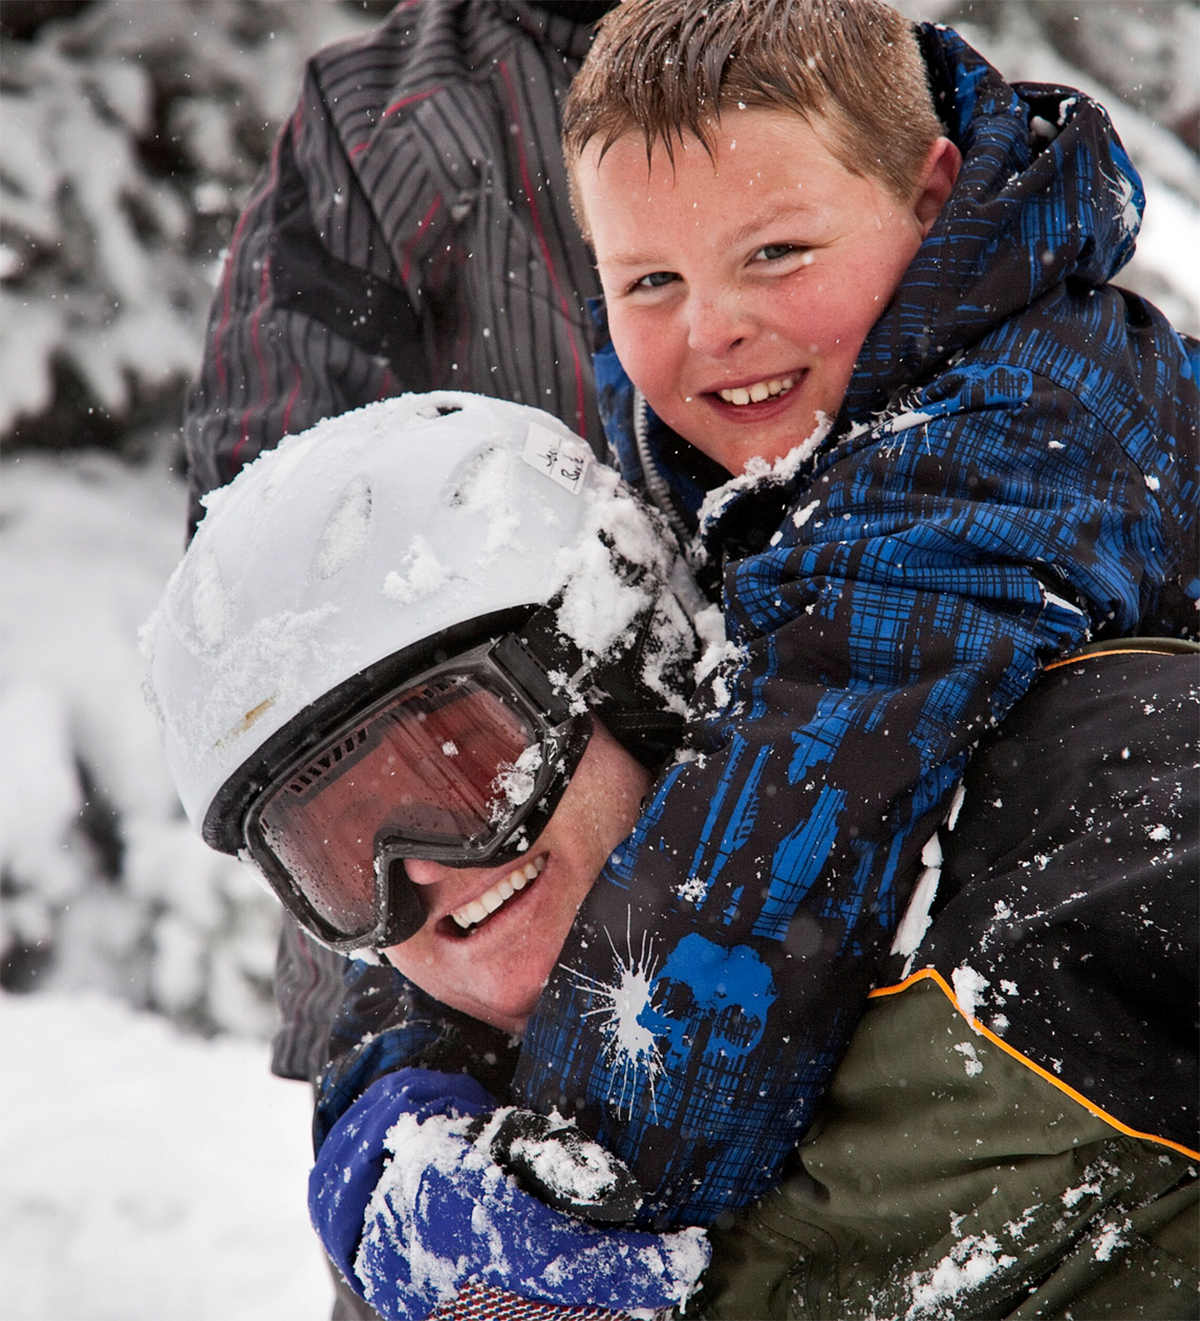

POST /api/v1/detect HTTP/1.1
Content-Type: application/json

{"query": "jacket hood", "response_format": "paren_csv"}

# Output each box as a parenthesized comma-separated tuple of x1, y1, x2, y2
(847, 23, 1145, 420)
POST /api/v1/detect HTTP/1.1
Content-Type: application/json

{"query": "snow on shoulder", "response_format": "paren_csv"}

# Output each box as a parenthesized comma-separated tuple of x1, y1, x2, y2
(696, 412, 833, 539)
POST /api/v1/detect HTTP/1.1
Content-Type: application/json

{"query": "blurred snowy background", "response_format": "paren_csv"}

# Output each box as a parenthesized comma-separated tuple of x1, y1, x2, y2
(0, 2, 1197, 1318)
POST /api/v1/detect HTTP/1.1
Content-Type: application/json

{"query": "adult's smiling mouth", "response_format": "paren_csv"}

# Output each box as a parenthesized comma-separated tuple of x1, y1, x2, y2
(447, 853, 547, 934)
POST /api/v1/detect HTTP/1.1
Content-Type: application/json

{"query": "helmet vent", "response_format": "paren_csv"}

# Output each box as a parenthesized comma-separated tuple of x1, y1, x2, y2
(415, 400, 463, 420)
(284, 727, 369, 795)
(314, 476, 373, 580)
(444, 445, 506, 509)
(192, 544, 231, 648)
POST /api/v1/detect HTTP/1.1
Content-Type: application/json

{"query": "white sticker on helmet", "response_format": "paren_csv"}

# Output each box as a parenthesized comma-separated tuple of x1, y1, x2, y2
(521, 423, 592, 495)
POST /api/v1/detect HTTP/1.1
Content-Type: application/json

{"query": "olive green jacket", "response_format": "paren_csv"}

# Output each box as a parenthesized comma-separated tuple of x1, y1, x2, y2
(692, 976, 1197, 1320)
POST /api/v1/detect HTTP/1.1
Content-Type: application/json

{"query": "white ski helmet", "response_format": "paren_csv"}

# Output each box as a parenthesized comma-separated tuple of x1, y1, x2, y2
(142, 392, 700, 946)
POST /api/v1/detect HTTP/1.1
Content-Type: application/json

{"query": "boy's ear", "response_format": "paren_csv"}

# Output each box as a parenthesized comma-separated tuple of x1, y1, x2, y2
(913, 137, 962, 236)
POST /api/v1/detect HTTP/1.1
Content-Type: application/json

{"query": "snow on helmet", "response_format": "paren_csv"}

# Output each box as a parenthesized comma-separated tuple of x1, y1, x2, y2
(143, 392, 700, 867)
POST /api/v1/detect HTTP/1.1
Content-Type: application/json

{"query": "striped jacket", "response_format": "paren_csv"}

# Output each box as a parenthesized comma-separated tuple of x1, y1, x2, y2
(183, 0, 606, 1082)
(510, 25, 1200, 1227)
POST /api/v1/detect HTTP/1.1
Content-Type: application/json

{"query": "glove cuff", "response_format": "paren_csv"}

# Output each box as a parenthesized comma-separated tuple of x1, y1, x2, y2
(430, 1279, 652, 1320)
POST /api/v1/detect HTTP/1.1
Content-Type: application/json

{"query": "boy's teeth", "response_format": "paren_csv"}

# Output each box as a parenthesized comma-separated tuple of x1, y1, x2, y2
(451, 854, 546, 930)
(718, 375, 795, 406)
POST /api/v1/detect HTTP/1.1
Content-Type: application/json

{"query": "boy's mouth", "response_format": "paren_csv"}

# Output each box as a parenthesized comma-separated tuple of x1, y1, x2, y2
(715, 374, 796, 407)
(448, 853, 547, 934)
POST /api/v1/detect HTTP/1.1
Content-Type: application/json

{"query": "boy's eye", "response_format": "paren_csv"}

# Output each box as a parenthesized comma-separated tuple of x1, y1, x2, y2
(634, 270, 678, 289)
(753, 243, 800, 262)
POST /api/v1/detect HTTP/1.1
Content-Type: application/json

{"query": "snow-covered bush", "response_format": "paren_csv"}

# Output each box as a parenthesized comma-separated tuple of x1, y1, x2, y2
(0, 0, 380, 446)
(0, 1, 381, 1036)
(0, 449, 285, 1036)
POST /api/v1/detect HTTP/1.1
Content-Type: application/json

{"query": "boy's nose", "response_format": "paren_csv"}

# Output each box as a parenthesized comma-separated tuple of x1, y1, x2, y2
(686, 291, 754, 358)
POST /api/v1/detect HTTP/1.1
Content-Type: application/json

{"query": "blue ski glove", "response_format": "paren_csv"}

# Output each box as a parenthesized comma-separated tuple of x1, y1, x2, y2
(309, 1068, 709, 1321)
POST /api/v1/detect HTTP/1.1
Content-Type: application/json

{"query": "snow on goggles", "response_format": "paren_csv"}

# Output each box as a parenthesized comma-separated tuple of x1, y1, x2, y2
(242, 637, 591, 952)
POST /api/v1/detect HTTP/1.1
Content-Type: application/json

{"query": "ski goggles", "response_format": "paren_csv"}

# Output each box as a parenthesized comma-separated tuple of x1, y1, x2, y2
(242, 637, 591, 952)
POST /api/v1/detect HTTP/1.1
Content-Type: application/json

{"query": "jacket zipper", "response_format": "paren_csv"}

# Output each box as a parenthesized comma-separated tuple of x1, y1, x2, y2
(633, 387, 692, 544)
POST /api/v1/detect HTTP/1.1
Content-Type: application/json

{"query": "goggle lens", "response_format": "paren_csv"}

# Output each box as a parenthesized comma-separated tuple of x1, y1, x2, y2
(251, 671, 546, 941)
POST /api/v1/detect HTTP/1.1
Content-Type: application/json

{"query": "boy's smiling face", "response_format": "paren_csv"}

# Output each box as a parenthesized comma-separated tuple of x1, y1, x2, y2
(576, 107, 959, 475)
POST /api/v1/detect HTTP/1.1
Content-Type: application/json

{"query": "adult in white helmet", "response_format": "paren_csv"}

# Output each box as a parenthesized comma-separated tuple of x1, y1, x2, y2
(143, 391, 711, 1320)
(145, 391, 1198, 1321)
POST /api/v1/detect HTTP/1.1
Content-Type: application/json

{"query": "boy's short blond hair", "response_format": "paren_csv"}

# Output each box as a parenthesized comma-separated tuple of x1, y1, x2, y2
(564, 0, 944, 203)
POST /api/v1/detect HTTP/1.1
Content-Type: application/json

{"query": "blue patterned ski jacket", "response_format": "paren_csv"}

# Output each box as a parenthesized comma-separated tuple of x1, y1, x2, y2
(506, 26, 1200, 1228)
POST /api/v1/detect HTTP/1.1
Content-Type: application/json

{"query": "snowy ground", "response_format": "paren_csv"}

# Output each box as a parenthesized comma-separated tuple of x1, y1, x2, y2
(0, 991, 333, 1321)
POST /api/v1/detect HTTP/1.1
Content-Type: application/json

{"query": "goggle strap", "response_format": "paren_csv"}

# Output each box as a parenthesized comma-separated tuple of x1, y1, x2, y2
(519, 543, 662, 692)
(510, 602, 596, 706)
(490, 630, 576, 720)
(524, 579, 695, 770)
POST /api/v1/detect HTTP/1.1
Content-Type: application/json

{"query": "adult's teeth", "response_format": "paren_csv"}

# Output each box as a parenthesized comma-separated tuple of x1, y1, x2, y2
(718, 375, 795, 406)
(454, 899, 489, 928)
(451, 854, 546, 931)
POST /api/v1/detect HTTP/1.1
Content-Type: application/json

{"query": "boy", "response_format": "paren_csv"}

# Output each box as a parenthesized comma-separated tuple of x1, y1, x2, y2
(501, 0, 1198, 1234)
